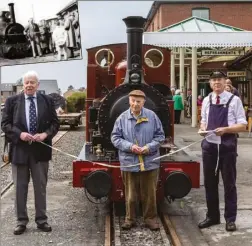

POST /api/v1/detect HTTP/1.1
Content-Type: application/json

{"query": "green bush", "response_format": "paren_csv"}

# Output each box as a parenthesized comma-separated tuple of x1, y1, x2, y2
(66, 91, 86, 113)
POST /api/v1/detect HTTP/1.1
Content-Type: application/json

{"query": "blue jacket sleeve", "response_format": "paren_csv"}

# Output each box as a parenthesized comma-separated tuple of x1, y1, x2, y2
(146, 114, 165, 153)
(111, 117, 133, 152)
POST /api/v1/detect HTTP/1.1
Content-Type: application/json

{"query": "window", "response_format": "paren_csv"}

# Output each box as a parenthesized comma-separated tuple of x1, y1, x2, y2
(192, 8, 210, 20)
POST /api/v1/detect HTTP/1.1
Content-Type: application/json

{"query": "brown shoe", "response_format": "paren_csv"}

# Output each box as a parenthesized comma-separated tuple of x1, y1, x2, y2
(121, 221, 136, 230)
(145, 220, 160, 231)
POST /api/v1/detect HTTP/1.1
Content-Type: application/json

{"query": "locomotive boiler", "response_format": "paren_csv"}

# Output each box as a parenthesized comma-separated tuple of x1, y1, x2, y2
(0, 3, 30, 59)
(72, 16, 200, 204)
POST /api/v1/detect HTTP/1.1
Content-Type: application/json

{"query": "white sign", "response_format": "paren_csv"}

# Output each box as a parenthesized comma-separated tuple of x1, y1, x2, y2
(201, 50, 245, 56)
(198, 75, 210, 80)
(227, 71, 246, 77)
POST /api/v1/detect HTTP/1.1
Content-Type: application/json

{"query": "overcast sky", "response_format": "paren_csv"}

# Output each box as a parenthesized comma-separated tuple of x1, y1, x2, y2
(0, 0, 153, 93)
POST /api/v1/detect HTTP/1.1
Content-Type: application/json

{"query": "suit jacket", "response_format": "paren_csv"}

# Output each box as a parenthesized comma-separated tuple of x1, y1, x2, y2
(1, 92, 60, 165)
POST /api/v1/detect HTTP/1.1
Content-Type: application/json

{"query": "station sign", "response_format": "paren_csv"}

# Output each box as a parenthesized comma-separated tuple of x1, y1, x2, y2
(227, 71, 246, 77)
(201, 50, 245, 56)
(198, 75, 210, 80)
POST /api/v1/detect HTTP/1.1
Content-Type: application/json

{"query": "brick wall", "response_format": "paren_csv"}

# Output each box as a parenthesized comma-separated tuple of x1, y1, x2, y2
(146, 3, 252, 31)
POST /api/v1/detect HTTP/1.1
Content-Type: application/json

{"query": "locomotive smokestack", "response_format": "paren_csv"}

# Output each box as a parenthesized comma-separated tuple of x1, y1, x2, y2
(122, 16, 146, 84)
(8, 3, 16, 23)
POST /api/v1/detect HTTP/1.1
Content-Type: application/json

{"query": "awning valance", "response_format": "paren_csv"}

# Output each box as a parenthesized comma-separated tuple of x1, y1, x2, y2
(143, 32, 252, 48)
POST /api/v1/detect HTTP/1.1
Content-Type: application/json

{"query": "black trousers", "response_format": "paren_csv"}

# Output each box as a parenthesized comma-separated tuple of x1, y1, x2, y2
(174, 110, 181, 124)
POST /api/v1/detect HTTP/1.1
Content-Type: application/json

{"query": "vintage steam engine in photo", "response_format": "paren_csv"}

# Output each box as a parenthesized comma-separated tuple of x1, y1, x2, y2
(0, 3, 31, 59)
(72, 16, 200, 204)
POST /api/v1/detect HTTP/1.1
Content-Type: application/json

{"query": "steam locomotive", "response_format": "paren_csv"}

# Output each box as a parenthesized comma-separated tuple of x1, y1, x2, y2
(0, 3, 30, 59)
(72, 16, 200, 204)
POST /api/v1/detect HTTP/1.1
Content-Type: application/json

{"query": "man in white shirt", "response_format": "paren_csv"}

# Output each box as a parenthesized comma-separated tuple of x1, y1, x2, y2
(198, 71, 247, 232)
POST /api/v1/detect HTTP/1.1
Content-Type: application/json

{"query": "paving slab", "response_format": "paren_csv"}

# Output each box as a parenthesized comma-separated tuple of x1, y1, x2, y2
(173, 124, 252, 246)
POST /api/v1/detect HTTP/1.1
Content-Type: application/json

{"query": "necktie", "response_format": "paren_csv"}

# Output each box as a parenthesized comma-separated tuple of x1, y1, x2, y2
(28, 96, 37, 134)
(216, 96, 220, 105)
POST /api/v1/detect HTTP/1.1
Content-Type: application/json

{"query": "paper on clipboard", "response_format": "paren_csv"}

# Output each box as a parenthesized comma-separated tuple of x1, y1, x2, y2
(206, 131, 221, 144)
(198, 130, 214, 134)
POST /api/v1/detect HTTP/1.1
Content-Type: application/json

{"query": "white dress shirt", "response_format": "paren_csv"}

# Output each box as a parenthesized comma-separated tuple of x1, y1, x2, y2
(25, 93, 38, 131)
(201, 90, 247, 127)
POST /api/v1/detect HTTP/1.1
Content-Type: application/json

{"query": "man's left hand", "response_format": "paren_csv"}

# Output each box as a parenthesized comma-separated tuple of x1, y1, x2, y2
(140, 146, 149, 155)
(215, 127, 227, 136)
(33, 132, 48, 142)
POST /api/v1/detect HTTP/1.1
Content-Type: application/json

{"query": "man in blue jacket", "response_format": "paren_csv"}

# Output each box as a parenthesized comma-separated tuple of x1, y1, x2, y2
(111, 90, 165, 231)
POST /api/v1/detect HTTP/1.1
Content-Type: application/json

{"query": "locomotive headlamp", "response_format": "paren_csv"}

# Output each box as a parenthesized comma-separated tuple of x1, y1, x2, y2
(130, 73, 140, 83)
(84, 170, 112, 199)
(164, 171, 192, 199)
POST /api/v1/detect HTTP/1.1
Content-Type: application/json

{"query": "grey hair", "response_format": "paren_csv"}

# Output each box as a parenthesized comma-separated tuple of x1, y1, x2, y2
(22, 71, 39, 83)
(175, 89, 181, 95)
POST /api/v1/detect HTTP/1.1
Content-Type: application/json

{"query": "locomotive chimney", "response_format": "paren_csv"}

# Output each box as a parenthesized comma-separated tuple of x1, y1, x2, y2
(8, 3, 16, 23)
(122, 16, 146, 84)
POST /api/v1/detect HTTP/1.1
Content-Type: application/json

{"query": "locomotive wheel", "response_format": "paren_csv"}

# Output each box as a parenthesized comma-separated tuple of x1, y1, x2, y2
(98, 83, 171, 143)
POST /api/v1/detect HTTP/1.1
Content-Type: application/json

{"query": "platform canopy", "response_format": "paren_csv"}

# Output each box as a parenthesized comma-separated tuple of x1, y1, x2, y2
(143, 16, 252, 48)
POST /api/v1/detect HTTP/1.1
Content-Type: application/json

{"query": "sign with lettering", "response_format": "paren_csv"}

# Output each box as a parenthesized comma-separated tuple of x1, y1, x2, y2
(198, 75, 210, 80)
(201, 50, 245, 56)
(227, 71, 246, 77)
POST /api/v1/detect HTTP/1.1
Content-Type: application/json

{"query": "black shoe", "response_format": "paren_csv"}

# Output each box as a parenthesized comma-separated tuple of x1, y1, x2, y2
(226, 221, 236, 231)
(37, 222, 52, 232)
(198, 217, 220, 229)
(14, 225, 26, 235)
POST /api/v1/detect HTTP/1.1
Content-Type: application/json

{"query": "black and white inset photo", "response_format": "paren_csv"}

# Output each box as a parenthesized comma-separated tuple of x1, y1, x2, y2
(0, 0, 82, 67)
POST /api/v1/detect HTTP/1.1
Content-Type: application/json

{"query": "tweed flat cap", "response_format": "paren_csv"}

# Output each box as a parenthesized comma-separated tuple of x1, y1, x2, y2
(209, 71, 226, 79)
(128, 90, 146, 98)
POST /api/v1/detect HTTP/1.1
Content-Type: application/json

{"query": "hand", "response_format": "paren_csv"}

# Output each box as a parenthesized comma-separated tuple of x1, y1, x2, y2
(131, 145, 142, 154)
(20, 132, 34, 142)
(140, 146, 149, 155)
(214, 127, 227, 136)
(33, 132, 48, 142)
(198, 126, 207, 137)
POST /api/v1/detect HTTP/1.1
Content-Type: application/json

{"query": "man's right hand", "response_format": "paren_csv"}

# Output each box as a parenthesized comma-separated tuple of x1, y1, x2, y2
(20, 132, 34, 142)
(131, 145, 142, 154)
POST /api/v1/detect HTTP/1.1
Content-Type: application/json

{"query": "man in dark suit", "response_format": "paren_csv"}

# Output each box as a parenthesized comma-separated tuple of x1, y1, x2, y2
(1, 71, 59, 235)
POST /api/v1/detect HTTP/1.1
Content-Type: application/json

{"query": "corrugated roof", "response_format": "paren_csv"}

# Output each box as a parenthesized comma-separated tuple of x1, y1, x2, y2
(56, 0, 77, 15)
(159, 16, 245, 32)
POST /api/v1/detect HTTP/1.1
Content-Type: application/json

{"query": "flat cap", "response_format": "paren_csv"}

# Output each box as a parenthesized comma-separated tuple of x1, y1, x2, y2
(209, 71, 226, 79)
(128, 90, 146, 98)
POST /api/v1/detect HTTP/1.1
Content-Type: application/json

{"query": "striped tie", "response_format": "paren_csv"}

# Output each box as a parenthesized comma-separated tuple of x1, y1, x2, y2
(28, 96, 37, 134)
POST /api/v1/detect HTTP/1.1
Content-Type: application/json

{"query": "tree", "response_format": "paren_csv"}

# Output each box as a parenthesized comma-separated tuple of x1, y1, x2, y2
(66, 91, 86, 112)
(68, 85, 74, 91)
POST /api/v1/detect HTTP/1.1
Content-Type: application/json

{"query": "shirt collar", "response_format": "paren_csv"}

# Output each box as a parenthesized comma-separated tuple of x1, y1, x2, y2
(25, 92, 37, 99)
(211, 90, 226, 99)
(127, 107, 146, 119)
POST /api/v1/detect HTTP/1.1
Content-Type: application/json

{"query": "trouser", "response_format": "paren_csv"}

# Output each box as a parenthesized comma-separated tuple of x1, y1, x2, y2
(30, 40, 42, 57)
(12, 155, 49, 226)
(121, 168, 159, 224)
(56, 45, 68, 60)
(174, 110, 181, 124)
(202, 150, 237, 222)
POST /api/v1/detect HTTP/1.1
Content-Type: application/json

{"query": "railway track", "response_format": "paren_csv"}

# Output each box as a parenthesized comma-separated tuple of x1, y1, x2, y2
(105, 203, 182, 246)
(0, 131, 68, 197)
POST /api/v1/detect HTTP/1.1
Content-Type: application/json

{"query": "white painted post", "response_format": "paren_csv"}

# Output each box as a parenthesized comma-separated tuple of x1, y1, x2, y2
(187, 66, 190, 89)
(170, 49, 175, 88)
(179, 47, 185, 122)
(191, 47, 198, 127)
